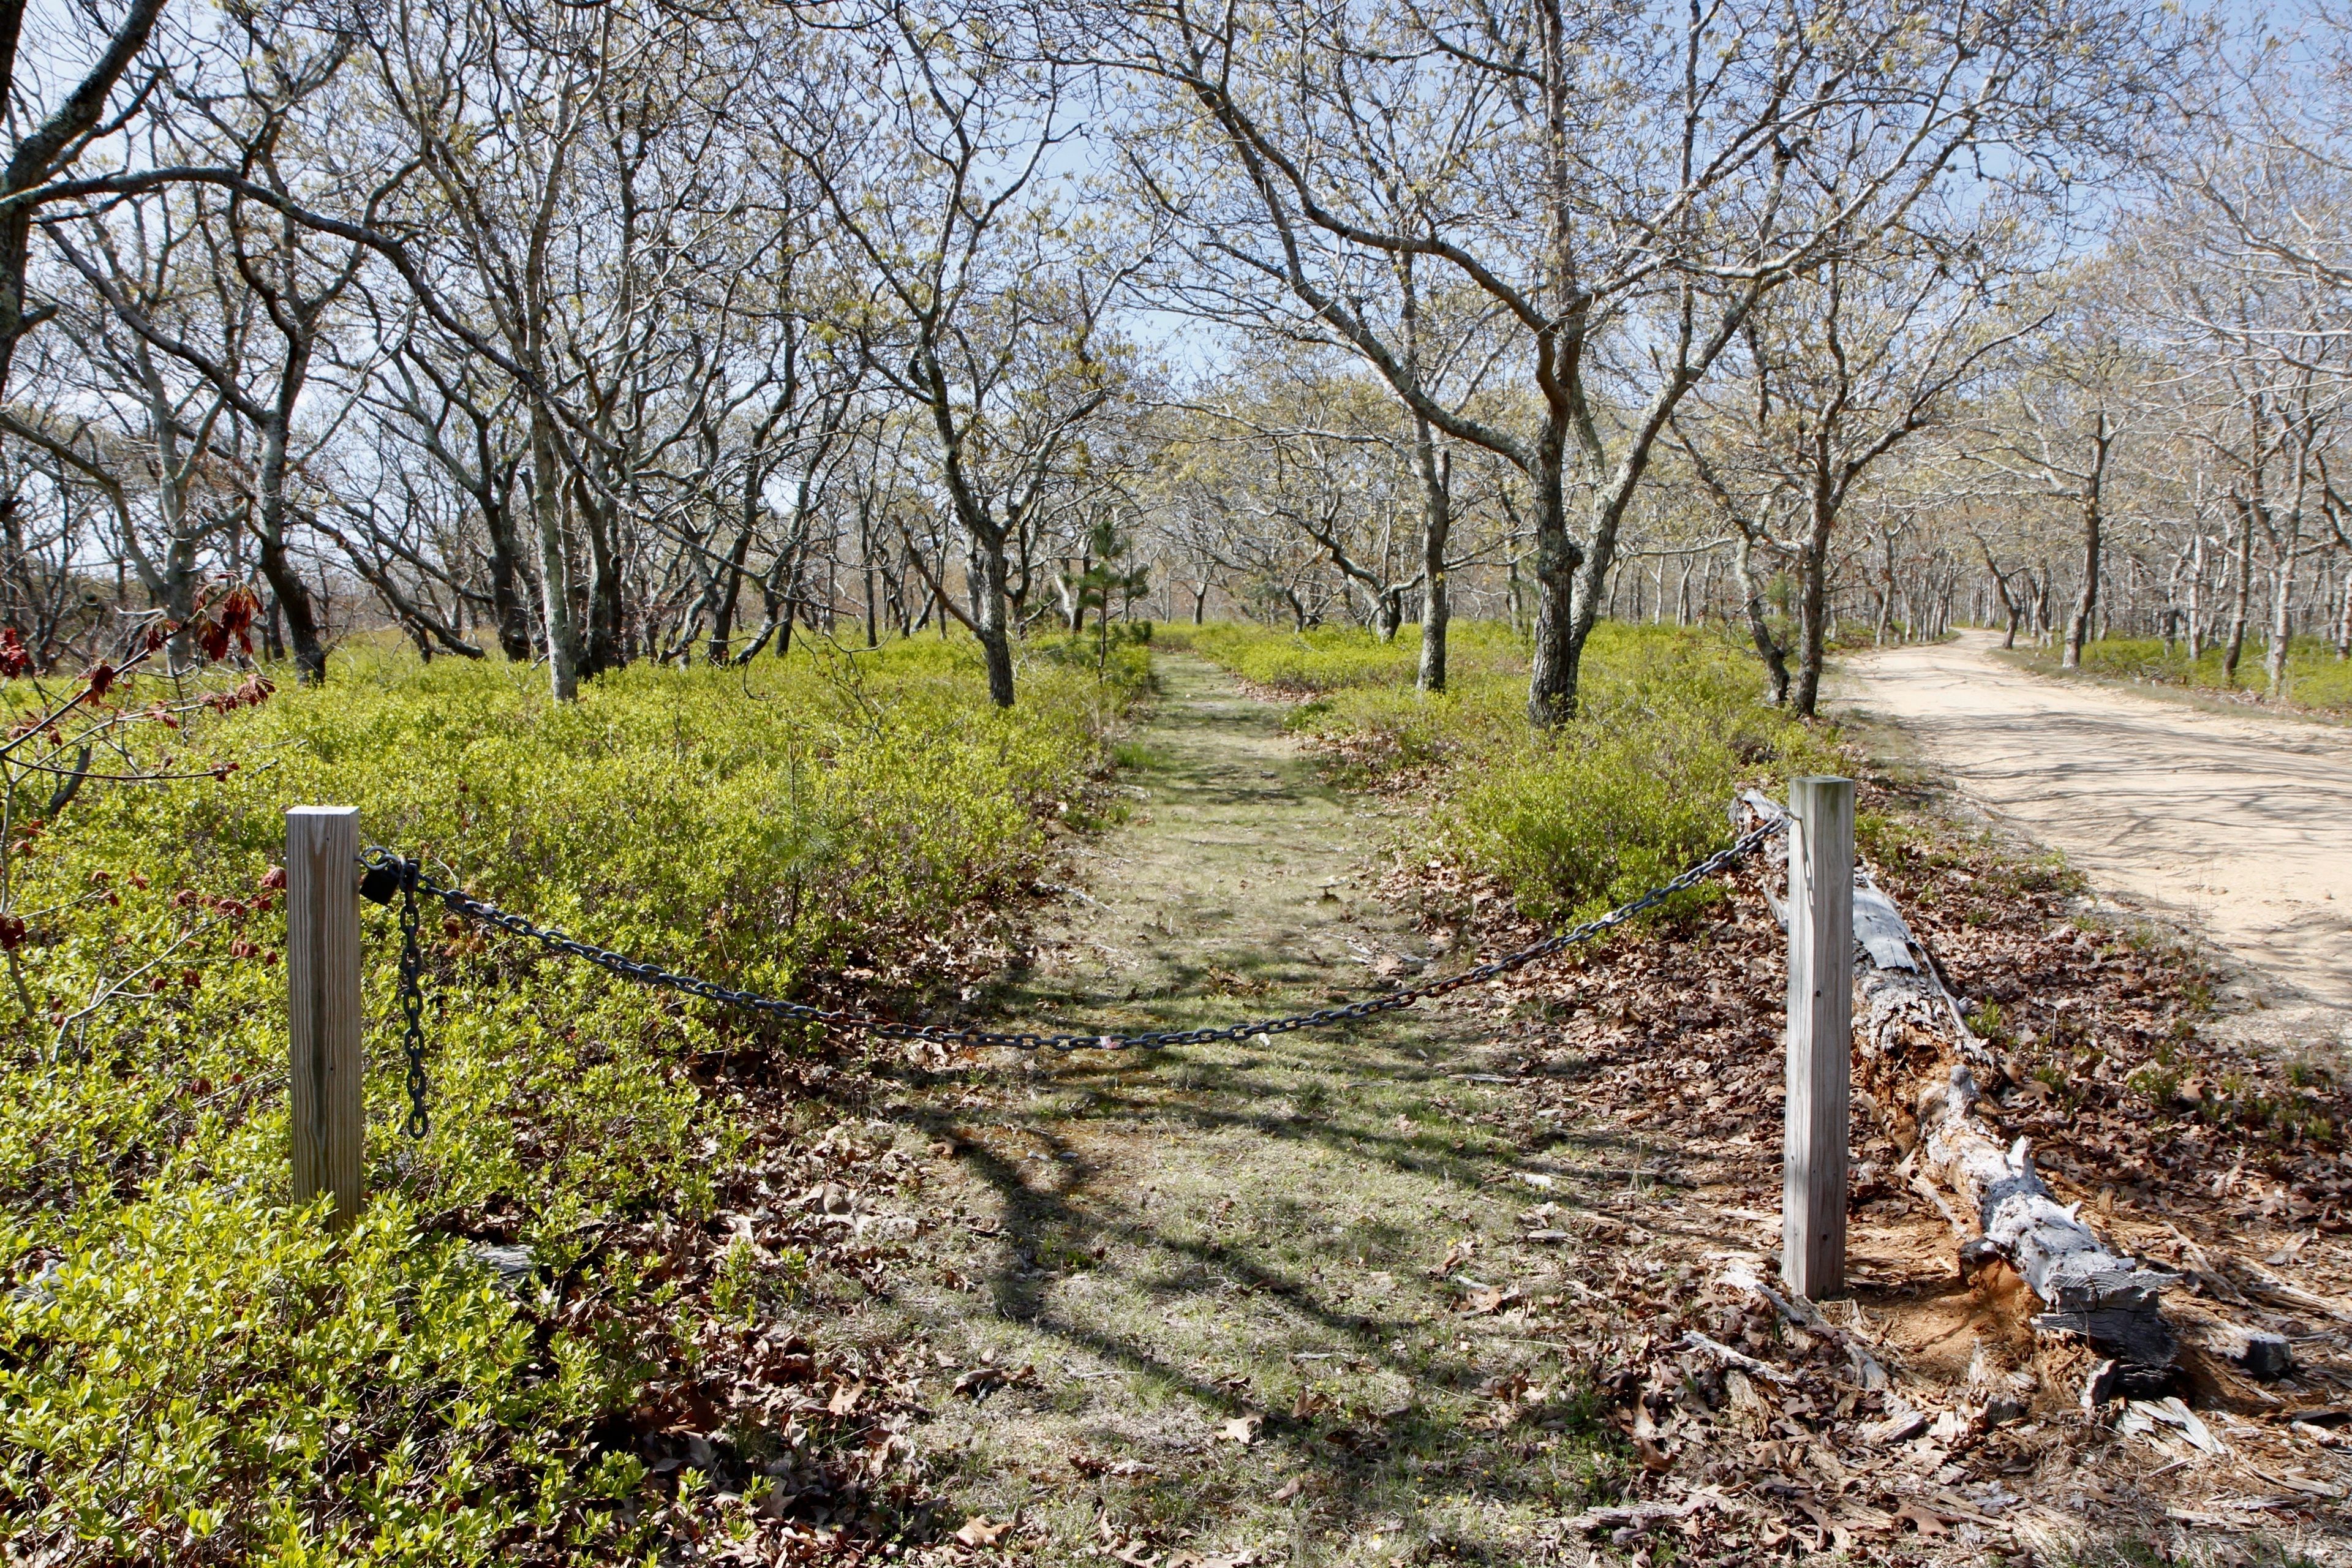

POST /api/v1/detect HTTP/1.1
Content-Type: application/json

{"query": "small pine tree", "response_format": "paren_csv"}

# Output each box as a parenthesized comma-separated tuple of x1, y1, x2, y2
(1072, 517, 1152, 674)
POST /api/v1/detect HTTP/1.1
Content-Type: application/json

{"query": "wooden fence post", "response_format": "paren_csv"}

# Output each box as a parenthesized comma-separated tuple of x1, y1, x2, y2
(288, 806, 364, 1229)
(1783, 775, 1853, 1299)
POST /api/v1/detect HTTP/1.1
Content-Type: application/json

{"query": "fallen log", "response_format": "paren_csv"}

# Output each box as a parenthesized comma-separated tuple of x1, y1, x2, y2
(1738, 793, 2177, 1381)
(1863, 873, 2179, 1375)
(1916, 1063, 2176, 1365)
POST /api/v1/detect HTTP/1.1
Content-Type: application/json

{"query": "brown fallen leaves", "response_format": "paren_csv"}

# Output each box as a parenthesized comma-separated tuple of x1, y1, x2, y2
(1084, 1510, 1264, 1568)
(954, 1515, 1014, 1547)
(1365, 772, 2352, 1561)
(950, 1355, 1038, 1402)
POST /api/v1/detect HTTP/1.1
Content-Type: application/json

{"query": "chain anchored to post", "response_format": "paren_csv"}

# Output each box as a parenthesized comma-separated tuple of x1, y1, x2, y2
(359, 848, 431, 1139)
(348, 812, 1789, 1135)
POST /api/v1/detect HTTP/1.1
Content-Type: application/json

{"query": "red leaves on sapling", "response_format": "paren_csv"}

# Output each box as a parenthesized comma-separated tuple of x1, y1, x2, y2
(205, 674, 274, 715)
(0, 628, 31, 679)
(189, 588, 260, 665)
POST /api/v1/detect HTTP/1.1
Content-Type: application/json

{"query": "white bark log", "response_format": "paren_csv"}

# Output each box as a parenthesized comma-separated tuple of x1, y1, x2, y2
(1863, 880, 2176, 1368)
(1737, 794, 2175, 1369)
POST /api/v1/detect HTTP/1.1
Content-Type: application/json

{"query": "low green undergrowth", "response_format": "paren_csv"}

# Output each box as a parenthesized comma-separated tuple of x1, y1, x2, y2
(1, 632, 1141, 1564)
(1154, 619, 1525, 693)
(1175, 620, 1835, 921)
(2010, 634, 2352, 715)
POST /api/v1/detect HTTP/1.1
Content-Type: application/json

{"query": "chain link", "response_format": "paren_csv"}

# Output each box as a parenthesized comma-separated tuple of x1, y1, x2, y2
(386, 854, 431, 1137)
(355, 816, 1785, 1113)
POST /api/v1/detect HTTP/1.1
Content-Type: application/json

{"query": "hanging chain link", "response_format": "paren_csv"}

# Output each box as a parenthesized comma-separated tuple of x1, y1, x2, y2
(393, 858, 431, 1137)
(355, 814, 1785, 1129)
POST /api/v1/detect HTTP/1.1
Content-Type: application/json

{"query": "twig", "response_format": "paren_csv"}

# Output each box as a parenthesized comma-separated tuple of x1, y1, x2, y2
(1677, 1330, 1801, 1387)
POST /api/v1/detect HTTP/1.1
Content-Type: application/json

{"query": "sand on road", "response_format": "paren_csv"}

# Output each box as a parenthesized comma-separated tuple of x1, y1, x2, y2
(1836, 631, 2352, 1057)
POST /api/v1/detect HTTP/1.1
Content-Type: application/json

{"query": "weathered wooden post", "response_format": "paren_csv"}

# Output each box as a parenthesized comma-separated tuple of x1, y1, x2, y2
(287, 805, 364, 1229)
(1783, 776, 1853, 1299)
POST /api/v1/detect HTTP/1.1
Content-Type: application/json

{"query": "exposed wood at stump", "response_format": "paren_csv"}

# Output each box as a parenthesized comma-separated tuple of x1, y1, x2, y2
(1856, 868, 2177, 1371)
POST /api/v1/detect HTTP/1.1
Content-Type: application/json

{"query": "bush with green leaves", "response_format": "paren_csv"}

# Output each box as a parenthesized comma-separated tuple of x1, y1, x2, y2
(2014, 634, 2352, 714)
(1155, 619, 1523, 693)
(0, 633, 1141, 1565)
(1175, 620, 1835, 920)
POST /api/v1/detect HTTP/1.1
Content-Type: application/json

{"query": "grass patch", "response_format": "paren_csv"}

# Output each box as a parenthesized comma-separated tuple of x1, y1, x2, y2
(1174, 620, 1838, 921)
(1, 632, 1140, 1564)
(1153, 620, 1526, 693)
(2008, 634, 2352, 715)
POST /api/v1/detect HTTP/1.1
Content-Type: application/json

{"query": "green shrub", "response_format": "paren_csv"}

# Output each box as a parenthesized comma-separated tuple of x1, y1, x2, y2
(1178, 620, 1833, 921)
(2016, 634, 2352, 714)
(0, 631, 1135, 1564)
(1155, 620, 1525, 693)
(1434, 626, 1836, 919)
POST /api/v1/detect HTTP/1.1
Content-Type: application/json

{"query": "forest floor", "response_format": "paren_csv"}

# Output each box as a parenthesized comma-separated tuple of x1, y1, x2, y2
(771, 653, 2352, 1567)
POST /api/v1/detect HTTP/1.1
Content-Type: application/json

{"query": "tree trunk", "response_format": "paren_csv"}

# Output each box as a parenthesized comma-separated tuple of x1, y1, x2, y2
(708, 518, 756, 665)
(1526, 442, 1580, 727)
(1738, 792, 2184, 1379)
(481, 495, 533, 662)
(1735, 530, 1790, 706)
(1792, 545, 1829, 716)
(975, 529, 1016, 707)
(253, 394, 328, 684)
(575, 475, 624, 678)
(2063, 421, 2112, 671)
(1414, 435, 1451, 693)
(2265, 484, 2302, 698)
(527, 409, 581, 701)
(1845, 881, 2177, 1371)
(1790, 494, 1835, 717)
(2223, 494, 2255, 687)
(2266, 550, 2296, 698)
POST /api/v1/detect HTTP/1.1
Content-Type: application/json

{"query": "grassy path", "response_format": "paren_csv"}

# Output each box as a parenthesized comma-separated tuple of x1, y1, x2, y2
(870, 655, 1631, 1563)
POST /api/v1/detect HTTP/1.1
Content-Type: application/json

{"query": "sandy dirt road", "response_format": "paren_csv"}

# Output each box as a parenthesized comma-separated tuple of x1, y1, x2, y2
(1838, 632, 2352, 1055)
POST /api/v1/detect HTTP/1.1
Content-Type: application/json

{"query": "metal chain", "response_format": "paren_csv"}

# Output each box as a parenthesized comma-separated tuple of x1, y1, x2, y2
(394, 858, 430, 1137)
(355, 818, 1785, 1082)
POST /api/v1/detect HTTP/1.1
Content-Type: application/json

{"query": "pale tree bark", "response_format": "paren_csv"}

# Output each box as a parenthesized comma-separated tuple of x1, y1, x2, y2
(2223, 488, 2256, 686)
(1415, 428, 1450, 695)
(1095, 0, 2154, 726)
(0, 0, 170, 400)
(2063, 413, 2116, 671)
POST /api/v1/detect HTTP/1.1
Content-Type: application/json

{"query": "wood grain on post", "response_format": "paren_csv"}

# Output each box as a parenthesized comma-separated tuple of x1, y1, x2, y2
(287, 806, 364, 1229)
(1782, 775, 1853, 1300)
